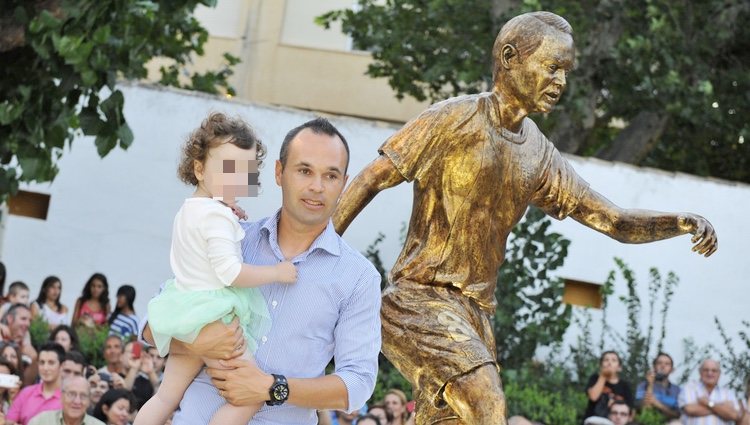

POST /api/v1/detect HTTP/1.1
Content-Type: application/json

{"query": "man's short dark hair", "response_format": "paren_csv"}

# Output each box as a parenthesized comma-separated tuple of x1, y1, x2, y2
(65, 350, 87, 368)
(39, 342, 66, 363)
(611, 398, 632, 413)
(7, 281, 29, 296)
(653, 351, 673, 367)
(279, 117, 350, 173)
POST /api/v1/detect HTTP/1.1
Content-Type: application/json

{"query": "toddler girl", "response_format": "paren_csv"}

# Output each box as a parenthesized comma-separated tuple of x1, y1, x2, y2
(135, 113, 296, 425)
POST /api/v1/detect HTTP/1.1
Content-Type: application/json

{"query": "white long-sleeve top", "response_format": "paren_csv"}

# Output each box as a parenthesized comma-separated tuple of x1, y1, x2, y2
(170, 198, 244, 291)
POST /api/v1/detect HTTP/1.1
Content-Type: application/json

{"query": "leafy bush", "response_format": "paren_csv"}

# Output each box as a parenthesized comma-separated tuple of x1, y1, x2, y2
(77, 325, 110, 368)
(29, 315, 50, 349)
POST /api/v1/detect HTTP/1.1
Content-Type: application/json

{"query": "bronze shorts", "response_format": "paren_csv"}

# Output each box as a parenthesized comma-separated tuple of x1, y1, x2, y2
(381, 280, 498, 421)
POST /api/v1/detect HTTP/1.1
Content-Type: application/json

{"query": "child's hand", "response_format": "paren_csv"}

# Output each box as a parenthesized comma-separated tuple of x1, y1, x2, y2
(225, 201, 248, 221)
(275, 261, 297, 284)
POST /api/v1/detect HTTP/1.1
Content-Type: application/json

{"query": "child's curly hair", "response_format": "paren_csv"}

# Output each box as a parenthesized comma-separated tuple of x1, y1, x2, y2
(177, 112, 267, 186)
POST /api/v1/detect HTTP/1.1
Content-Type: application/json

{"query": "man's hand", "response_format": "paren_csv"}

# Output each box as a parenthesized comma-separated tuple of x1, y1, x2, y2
(185, 318, 245, 360)
(207, 357, 273, 406)
(680, 214, 718, 257)
(225, 201, 248, 221)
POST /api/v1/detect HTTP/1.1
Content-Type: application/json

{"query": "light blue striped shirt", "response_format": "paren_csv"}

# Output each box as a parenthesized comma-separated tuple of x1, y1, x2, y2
(172, 211, 382, 425)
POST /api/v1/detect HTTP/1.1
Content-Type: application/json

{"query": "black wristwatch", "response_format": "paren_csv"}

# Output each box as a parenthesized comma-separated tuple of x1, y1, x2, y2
(266, 374, 289, 406)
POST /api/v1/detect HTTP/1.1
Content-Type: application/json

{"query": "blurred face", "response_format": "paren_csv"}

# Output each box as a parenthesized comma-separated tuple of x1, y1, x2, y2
(46, 280, 62, 302)
(38, 350, 61, 384)
(9, 308, 31, 338)
(104, 398, 131, 425)
(384, 393, 405, 418)
(368, 407, 387, 424)
(88, 374, 109, 405)
(55, 331, 72, 352)
(61, 360, 84, 379)
(10, 290, 30, 305)
(1, 346, 18, 369)
(62, 377, 90, 420)
(600, 352, 621, 371)
(653, 354, 673, 376)
(275, 129, 348, 232)
(90, 279, 105, 299)
(148, 348, 165, 373)
(116, 295, 126, 309)
(195, 142, 259, 202)
(608, 403, 631, 425)
(700, 360, 721, 387)
(104, 337, 123, 365)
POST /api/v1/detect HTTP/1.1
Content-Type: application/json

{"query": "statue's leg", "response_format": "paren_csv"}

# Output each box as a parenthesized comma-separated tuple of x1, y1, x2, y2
(381, 281, 502, 425)
(443, 363, 507, 424)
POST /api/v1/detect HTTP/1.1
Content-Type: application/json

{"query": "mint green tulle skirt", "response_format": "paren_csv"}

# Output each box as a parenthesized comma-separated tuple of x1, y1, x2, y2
(147, 279, 271, 357)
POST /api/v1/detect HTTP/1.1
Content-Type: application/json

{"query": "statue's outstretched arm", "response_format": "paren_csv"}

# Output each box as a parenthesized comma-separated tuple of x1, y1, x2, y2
(569, 187, 718, 257)
(333, 154, 406, 235)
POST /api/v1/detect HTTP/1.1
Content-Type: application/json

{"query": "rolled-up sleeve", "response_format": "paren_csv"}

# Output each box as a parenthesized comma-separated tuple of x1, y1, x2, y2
(332, 271, 382, 412)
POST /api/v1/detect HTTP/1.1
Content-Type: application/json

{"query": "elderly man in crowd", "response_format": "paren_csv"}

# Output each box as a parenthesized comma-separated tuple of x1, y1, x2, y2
(28, 376, 104, 425)
(679, 358, 742, 424)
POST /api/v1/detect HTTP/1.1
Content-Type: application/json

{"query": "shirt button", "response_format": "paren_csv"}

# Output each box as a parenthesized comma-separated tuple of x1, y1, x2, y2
(261, 336, 268, 343)
(272, 300, 278, 308)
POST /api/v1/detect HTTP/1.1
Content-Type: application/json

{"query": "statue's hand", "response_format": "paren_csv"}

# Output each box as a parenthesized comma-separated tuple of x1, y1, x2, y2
(681, 214, 718, 257)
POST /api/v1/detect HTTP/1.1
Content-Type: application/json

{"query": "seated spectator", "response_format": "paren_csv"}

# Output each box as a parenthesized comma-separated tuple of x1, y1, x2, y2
(48, 325, 80, 353)
(634, 352, 680, 423)
(7, 342, 65, 425)
(367, 402, 387, 425)
(679, 358, 741, 424)
(30, 276, 69, 331)
(86, 373, 111, 416)
(584, 351, 634, 421)
(107, 286, 138, 340)
(0, 341, 24, 381)
(28, 375, 105, 425)
(358, 414, 383, 425)
(608, 400, 633, 425)
(72, 274, 110, 328)
(144, 347, 164, 389)
(2, 304, 38, 384)
(92, 389, 134, 425)
(97, 337, 124, 377)
(120, 341, 153, 410)
(0, 282, 30, 318)
(61, 351, 86, 380)
(384, 389, 415, 425)
(0, 358, 21, 414)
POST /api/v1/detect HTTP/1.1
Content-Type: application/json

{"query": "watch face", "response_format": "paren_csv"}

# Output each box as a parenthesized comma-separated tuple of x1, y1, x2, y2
(273, 385, 289, 400)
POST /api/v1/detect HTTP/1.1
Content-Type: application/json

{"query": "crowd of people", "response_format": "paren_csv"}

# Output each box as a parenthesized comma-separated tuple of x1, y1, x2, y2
(511, 351, 750, 425)
(0, 263, 154, 425)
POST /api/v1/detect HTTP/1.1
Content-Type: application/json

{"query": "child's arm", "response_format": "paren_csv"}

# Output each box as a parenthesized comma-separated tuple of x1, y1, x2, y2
(231, 261, 297, 288)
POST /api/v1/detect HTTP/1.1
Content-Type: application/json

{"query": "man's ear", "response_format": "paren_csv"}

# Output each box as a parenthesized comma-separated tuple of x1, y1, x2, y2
(501, 44, 518, 70)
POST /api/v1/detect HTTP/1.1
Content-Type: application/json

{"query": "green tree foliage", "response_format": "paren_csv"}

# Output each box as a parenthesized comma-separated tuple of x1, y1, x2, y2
(319, 0, 750, 183)
(495, 206, 572, 369)
(0, 0, 238, 201)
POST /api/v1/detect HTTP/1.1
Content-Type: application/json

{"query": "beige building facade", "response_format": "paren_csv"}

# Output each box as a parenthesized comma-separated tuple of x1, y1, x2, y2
(149, 0, 428, 122)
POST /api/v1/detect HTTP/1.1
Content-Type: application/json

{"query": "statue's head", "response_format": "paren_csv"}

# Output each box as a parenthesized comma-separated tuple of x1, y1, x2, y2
(492, 12, 575, 114)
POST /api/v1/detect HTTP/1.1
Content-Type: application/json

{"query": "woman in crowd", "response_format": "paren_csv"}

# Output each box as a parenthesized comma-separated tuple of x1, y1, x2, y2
(368, 403, 388, 425)
(72, 273, 110, 327)
(30, 276, 69, 330)
(48, 325, 80, 353)
(0, 358, 20, 414)
(107, 285, 138, 340)
(93, 389, 134, 425)
(584, 351, 634, 422)
(0, 342, 23, 382)
(384, 389, 415, 425)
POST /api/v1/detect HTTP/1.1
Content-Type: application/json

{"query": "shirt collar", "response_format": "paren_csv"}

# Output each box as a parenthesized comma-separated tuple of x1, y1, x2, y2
(30, 383, 61, 400)
(260, 209, 341, 258)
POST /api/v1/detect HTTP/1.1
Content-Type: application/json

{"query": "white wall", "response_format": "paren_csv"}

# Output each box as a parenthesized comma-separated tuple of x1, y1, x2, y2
(3, 84, 747, 374)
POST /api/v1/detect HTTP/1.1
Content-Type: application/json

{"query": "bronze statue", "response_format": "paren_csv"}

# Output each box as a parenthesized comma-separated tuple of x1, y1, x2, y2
(333, 11, 717, 425)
